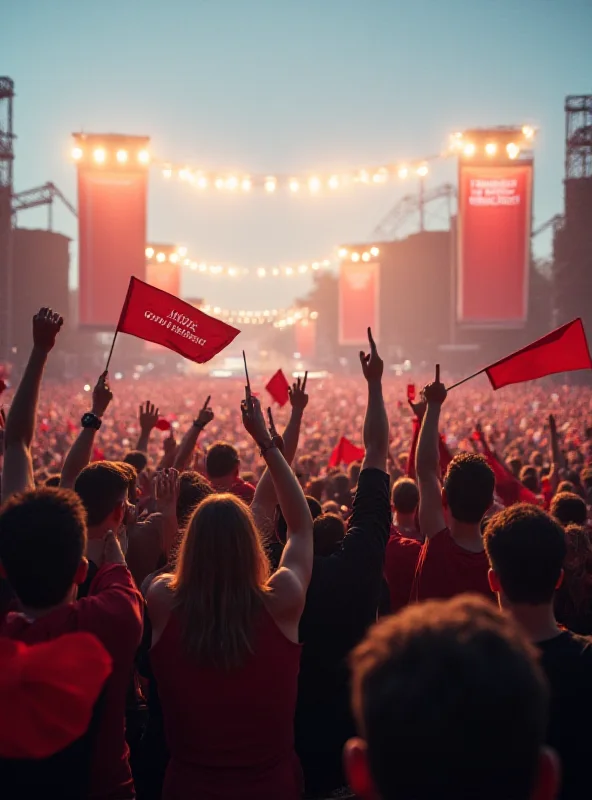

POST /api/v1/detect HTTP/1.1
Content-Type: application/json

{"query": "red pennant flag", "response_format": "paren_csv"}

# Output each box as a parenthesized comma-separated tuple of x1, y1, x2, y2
(117, 277, 240, 364)
(328, 436, 365, 468)
(485, 319, 592, 390)
(265, 369, 290, 407)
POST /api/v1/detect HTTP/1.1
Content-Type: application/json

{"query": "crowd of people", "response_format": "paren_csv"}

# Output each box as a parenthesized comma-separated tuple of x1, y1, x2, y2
(0, 307, 591, 800)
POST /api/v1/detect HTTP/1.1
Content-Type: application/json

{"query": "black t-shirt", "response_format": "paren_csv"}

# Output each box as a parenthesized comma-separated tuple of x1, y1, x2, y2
(295, 467, 391, 793)
(538, 631, 592, 800)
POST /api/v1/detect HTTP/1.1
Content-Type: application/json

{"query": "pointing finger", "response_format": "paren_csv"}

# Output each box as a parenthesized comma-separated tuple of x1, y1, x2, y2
(302, 371, 308, 392)
(435, 364, 440, 383)
(367, 327, 376, 351)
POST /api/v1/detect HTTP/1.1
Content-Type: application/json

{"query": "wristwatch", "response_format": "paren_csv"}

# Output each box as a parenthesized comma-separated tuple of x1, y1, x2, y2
(81, 412, 102, 431)
(259, 439, 278, 457)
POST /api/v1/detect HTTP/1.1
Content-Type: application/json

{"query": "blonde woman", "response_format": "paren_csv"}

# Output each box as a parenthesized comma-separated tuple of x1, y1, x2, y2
(147, 394, 313, 800)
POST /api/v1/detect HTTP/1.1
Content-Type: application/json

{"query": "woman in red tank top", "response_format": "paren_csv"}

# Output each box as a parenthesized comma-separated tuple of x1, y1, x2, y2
(147, 394, 313, 800)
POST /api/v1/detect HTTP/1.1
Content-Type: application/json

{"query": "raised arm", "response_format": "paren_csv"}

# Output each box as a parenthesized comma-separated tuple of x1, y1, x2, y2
(251, 375, 308, 529)
(416, 366, 447, 539)
(60, 373, 113, 490)
(173, 397, 213, 472)
(242, 394, 312, 635)
(136, 401, 160, 454)
(2, 308, 63, 501)
(548, 414, 564, 494)
(359, 327, 388, 473)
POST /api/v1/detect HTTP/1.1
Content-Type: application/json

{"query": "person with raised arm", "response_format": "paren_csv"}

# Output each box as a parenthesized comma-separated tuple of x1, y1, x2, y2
(1, 308, 63, 501)
(146, 392, 313, 800)
(413, 365, 495, 602)
(295, 328, 391, 798)
(172, 396, 214, 473)
(136, 401, 160, 454)
(251, 374, 309, 538)
(60, 371, 113, 490)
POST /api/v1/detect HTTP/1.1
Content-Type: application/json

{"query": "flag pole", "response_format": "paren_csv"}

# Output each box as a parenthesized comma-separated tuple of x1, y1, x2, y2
(105, 330, 119, 372)
(446, 367, 486, 392)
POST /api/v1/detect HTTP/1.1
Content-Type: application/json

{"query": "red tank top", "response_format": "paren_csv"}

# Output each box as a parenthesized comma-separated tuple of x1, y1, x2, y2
(150, 605, 302, 800)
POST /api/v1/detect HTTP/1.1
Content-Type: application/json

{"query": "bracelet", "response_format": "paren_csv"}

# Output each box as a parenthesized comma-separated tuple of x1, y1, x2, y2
(192, 420, 204, 430)
(259, 440, 278, 457)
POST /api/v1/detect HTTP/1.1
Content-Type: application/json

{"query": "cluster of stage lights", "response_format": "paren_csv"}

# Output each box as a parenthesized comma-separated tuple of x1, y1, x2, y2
(450, 126, 536, 160)
(338, 246, 380, 263)
(71, 146, 151, 166)
(158, 162, 430, 194)
(145, 246, 336, 278)
(198, 304, 318, 328)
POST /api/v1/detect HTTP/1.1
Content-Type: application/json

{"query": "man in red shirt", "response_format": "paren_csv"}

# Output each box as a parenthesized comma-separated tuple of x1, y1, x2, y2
(205, 441, 256, 504)
(0, 488, 143, 799)
(413, 366, 495, 601)
(384, 478, 422, 612)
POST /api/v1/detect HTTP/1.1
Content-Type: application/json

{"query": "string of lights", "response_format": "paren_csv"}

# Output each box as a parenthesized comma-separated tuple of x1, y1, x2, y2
(155, 157, 437, 194)
(145, 246, 342, 278)
(198, 304, 318, 327)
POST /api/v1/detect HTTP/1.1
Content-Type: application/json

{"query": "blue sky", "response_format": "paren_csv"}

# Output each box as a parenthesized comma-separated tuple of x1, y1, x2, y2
(3, 0, 591, 311)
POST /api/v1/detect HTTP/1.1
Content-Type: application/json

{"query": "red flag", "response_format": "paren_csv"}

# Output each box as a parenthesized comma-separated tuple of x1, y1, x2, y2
(265, 369, 290, 407)
(155, 418, 171, 431)
(117, 277, 240, 364)
(485, 319, 592, 390)
(328, 436, 365, 468)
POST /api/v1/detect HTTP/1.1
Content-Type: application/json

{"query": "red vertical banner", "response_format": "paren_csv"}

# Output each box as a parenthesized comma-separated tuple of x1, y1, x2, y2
(78, 171, 147, 328)
(338, 260, 380, 345)
(295, 318, 316, 359)
(457, 163, 532, 327)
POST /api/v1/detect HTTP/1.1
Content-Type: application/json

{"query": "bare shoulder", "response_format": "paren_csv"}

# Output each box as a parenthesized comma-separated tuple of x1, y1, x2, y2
(265, 567, 306, 619)
(146, 573, 174, 609)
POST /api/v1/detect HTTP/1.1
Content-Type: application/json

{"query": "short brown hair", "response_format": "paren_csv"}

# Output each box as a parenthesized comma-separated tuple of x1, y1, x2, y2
(205, 442, 240, 479)
(350, 595, 548, 800)
(75, 461, 135, 527)
(391, 478, 419, 515)
(550, 492, 588, 527)
(444, 453, 494, 524)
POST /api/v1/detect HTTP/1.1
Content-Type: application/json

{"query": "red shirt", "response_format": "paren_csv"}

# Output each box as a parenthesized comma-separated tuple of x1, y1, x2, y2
(0, 564, 143, 800)
(230, 478, 256, 505)
(412, 528, 493, 603)
(384, 533, 422, 613)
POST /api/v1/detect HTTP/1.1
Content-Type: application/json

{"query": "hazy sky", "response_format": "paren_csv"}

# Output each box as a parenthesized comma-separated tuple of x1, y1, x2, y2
(4, 0, 592, 311)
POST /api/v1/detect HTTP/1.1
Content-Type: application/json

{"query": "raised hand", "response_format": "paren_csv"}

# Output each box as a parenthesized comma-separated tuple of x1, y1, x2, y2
(154, 468, 180, 516)
(92, 372, 113, 418)
(163, 431, 177, 456)
(241, 394, 271, 446)
(548, 414, 557, 435)
(409, 397, 427, 420)
(195, 395, 214, 428)
(421, 364, 447, 406)
(359, 328, 383, 383)
(289, 373, 309, 411)
(33, 307, 63, 354)
(139, 401, 160, 434)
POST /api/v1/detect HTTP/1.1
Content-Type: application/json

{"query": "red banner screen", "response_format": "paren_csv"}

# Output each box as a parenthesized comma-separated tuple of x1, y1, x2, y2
(338, 261, 380, 345)
(78, 170, 147, 328)
(457, 163, 532, 327)
(295, 319, 316, 359)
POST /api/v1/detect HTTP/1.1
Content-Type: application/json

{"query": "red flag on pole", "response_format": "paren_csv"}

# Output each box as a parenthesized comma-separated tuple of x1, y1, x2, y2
(265, 369, 290, 407)
(485, 319, 592, 390)
(116, 277, 240, 363)
(328, 437, 365, 468)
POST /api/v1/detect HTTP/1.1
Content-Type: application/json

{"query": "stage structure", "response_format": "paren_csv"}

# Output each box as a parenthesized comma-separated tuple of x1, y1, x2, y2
(337, 247, 381, 346)
(145, 244, 182, 297)
(73, 133, 150, 329)
(0, 78, 14, 362)
(453, 127, 535, 328)
(553, 96, 592, 335)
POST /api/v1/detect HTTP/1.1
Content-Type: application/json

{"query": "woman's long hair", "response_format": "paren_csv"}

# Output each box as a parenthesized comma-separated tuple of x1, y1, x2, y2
(170, 493, 270, 670)
(561, 524, 592, 611)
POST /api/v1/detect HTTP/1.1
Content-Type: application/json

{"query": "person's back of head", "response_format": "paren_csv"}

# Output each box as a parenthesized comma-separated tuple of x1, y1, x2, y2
(313, 513, 345, 556)
(443, 453, 495, 525)
(171, 493, 270, 669)
(520, 466, 540, 495)
(391, 478, 419, 517)
(0, 488, 88, 610)
(43, 474, 61, 488)
(74, 461, 135, 530)
(205, 442, 240, 481)
(555, 524, 592, 624)
(176, 471, 214, 529)
(124, 450, 148, 475)
(346, 594, 557, 800)
(276, 495, 322, 545)
(484, 504, 567, 605)
(556, 480, 575, 495)
(348, 461, 362, 490)
(550, 492, 588, 527)
(508, 457, 523, 478)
